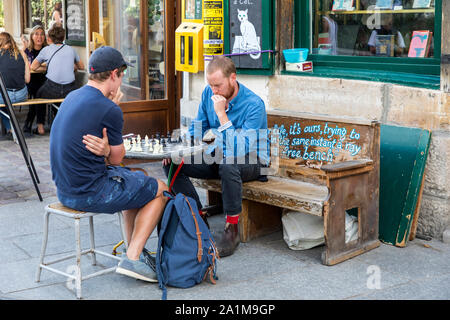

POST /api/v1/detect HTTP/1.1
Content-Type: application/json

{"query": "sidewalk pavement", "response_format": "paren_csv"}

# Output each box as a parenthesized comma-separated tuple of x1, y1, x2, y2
(0, 134, 449, 300)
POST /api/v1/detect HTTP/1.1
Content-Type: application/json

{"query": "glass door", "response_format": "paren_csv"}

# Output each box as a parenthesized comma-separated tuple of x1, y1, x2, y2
(90, 0, 178, 136)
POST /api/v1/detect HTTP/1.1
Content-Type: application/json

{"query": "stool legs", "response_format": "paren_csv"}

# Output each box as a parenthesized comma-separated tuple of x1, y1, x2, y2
(88, 216, 97, 265)
(36, 210, 50, 283)
(117, 211, 128, 249)
(74, 218, 82, 299)
(36, 206, 127, 299)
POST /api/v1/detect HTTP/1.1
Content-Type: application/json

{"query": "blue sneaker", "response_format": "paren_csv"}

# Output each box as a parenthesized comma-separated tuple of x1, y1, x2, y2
(121, 247, 156, 271)
(116, 256, 158, 282)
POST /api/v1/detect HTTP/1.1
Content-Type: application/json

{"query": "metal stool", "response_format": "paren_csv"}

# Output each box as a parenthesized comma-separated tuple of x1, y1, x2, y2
(36, 202, 128, 299)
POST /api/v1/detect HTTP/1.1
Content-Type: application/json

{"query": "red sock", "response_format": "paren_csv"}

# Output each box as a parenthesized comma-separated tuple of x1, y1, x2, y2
(226, 215, 239, 224)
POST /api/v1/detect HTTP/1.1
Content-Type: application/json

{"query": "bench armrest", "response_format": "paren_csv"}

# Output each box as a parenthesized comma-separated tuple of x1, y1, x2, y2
(321, 159, 373, 173)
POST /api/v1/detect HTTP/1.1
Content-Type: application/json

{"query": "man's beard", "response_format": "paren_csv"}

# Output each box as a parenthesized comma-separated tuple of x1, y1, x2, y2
(222, 80, 236, 100)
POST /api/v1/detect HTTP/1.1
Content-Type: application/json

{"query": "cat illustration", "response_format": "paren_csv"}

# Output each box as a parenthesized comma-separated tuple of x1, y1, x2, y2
(235, 9, 260, 59)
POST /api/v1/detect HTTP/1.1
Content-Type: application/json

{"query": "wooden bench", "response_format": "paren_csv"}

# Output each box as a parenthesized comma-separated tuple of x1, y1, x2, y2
(192, 109, 380, 265)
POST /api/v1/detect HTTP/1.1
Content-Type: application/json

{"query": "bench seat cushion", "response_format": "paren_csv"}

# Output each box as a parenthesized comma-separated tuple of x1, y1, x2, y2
(191, 176, 329, 217)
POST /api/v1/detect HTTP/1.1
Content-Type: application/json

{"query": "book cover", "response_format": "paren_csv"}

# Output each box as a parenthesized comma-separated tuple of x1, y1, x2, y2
(408, 30, 432, 58)
(375, 34, 395, 57)
(375, 0, 394, 9)
(413, 0, 432, 8)
(332, 0, 355, 11)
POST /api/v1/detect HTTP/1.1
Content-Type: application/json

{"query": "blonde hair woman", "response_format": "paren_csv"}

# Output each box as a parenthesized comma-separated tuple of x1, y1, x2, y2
(23, 25, 48, 135)
(0, 32, 30, 139)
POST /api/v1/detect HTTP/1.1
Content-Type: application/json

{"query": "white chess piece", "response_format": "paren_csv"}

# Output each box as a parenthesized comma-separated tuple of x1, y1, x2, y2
(130, 140, 137, 152)
(124, 138, 131, 151)
(145, 135, 149, 147)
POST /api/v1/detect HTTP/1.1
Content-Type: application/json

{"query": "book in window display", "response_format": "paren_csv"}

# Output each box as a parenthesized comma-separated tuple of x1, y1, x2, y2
(412, 0, 432, 8)
(408, 30, 432, 57)
(375, 35, 395, 57)
(375, 0, 394, 9)
(332, 0, 355, 11)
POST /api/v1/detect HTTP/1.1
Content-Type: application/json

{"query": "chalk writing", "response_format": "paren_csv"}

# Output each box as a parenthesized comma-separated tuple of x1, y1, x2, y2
(273, 121, 362, 162)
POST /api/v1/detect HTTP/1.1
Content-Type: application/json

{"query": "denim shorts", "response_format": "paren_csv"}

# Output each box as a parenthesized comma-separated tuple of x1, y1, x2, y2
(57, 166, 159, 214)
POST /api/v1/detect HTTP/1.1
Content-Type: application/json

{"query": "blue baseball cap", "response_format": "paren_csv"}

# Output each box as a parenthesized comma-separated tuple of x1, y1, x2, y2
(88, 46, 133, 74)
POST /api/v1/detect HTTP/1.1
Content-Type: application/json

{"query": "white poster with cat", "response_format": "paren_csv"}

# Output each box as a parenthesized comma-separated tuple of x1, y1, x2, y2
(230, 1, 262, 68)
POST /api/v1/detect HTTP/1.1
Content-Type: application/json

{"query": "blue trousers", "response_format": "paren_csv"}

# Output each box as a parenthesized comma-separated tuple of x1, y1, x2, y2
(0, 86, 28, 131)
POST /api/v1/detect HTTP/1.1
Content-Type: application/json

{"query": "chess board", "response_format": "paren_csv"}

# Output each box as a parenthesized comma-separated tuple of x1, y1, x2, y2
(125, 141, 207, 160)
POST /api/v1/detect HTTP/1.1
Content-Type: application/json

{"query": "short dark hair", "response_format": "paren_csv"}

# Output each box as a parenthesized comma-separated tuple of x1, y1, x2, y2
(88, 65, 127, 82)
(206, 56, 236, 78)
(47, 24, 65, 44)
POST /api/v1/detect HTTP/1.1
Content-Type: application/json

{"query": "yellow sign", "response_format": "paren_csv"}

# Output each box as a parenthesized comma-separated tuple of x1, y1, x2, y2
(203, 0, 223, 56)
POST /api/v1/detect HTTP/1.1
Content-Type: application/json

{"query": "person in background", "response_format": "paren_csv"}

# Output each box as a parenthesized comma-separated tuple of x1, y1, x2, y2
(368, 14, 405, 57)
(0, 32, 31, 140)
(31, 24, 84, 132)
(51, 2, 63, 28)
(22, 25, 48, 135)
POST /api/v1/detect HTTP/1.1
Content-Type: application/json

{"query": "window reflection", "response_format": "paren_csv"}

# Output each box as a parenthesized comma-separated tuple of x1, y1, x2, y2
(313, 0, 435, 58)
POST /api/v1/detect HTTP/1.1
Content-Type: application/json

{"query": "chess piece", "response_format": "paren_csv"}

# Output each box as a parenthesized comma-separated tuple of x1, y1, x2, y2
(124, 138, 131, 151)
(145, 135, 150, 147)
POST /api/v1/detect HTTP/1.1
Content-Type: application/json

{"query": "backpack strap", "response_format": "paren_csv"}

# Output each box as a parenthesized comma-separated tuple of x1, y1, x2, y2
(182, 194, 203, 263)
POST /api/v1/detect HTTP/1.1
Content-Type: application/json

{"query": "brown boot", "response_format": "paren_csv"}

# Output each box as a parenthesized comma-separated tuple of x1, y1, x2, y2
(216, 223, 240, 258)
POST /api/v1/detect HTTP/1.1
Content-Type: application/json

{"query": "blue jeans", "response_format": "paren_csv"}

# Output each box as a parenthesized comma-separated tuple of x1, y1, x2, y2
(0, 86, 28, 132)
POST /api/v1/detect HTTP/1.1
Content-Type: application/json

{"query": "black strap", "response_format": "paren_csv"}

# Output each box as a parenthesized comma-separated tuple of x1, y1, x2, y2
(46, 44, 65, 72)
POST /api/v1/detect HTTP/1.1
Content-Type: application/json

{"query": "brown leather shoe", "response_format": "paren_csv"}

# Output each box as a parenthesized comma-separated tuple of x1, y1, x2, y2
(216, 223, 240, 258)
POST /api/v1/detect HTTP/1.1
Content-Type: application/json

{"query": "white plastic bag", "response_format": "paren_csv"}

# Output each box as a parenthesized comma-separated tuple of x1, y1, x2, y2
(345, 212, 358, 243)
(282, 210, 325, 250)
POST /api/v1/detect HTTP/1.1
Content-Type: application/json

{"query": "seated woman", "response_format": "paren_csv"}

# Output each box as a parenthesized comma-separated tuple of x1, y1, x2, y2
(31, 24, 84, 130)
(0, 32, 31, 140)
(23, 25, 48, 135)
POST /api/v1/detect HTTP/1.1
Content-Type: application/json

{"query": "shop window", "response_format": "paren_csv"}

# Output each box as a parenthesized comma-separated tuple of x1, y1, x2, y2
(291, 0, 441, 88)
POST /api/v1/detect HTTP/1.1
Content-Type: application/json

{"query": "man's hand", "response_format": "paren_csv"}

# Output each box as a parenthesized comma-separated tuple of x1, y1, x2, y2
(162, 158, 171, 166)
(108, 87, 123, 105)
(83, 128, 110, 157)
(211, 95, 229, 126)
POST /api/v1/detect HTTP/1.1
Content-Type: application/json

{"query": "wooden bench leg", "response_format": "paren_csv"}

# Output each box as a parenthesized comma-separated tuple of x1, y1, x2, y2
(207, 191, 282, 242)
(240, 200, 282, 242)
(322, 172, 380, 266)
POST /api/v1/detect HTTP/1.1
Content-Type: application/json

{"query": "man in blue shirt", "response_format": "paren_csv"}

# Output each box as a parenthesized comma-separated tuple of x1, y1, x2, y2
(163, 56, 268, 257)
(50, 46, 168, 282)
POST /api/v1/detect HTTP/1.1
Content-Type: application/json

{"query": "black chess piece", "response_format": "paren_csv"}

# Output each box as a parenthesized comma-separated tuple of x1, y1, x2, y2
(167, 131, 172, 144)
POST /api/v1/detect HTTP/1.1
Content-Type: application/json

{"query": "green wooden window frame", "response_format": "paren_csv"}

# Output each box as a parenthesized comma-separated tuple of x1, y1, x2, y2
(287, 0, 442, 89)
(223, 0, 275, 75)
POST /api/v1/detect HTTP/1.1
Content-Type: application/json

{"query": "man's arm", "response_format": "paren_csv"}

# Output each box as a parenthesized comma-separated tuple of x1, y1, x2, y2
(83, 127, 125, 165)
(30, 58, 41, 71)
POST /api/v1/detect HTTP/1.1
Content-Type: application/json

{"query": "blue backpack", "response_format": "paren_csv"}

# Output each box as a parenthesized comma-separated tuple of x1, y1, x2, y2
(156, 192, 219, 299)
